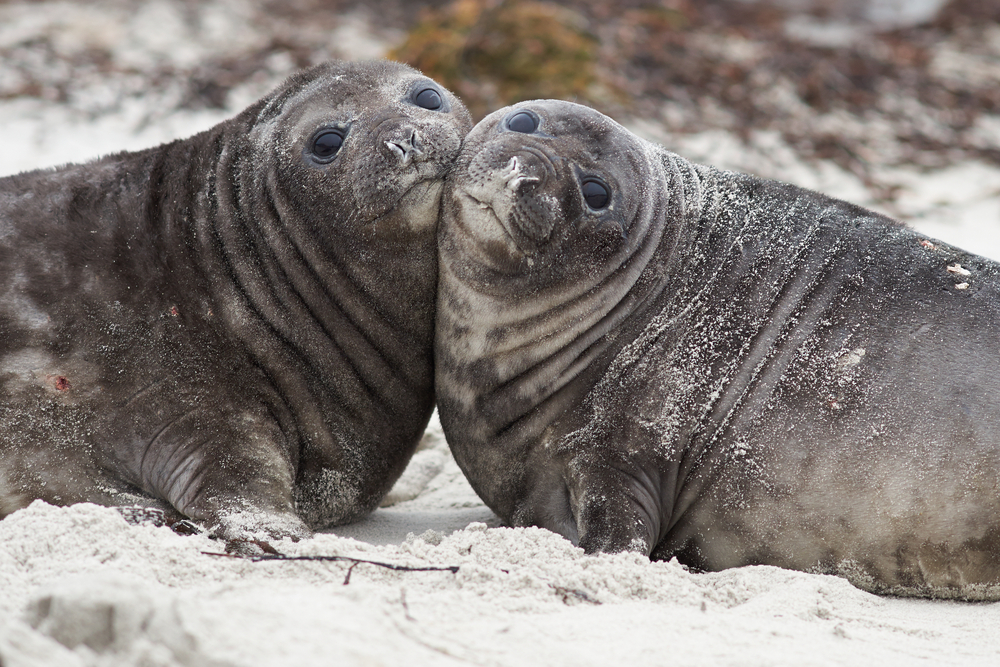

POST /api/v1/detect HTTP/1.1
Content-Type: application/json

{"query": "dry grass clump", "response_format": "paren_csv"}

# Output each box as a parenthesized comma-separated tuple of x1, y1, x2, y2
(389, 0, 604, 119)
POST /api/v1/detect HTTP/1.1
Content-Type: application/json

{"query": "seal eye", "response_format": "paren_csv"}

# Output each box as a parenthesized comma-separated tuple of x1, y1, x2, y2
(312, 130, 344, 160)
(581, 179, 610, 209)
(415, 88, 443, 110)
(507, 112, 538, 134)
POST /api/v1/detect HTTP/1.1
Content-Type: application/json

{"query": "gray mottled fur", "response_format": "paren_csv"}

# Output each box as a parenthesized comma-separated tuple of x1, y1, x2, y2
(0, 60, 472, 541)
(436, 99, 1000, 599)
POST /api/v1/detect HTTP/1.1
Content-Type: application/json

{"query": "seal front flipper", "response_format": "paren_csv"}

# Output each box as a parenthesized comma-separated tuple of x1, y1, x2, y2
(119, 404, 309, 542)
(520, 445, 671, 556)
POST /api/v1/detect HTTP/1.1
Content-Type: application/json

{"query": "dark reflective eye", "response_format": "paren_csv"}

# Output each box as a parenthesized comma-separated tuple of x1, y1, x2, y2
(415, 88, 443, 110)
(507, 111, 538, 134)
(581, 179, 610, 209)
(312, 130, 344, 160)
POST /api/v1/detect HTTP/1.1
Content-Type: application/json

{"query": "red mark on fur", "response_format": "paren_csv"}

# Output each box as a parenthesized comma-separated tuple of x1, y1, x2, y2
(920, 240, 937, 250)
(170, 305, 180, 316)
(53, 376, 70, 391)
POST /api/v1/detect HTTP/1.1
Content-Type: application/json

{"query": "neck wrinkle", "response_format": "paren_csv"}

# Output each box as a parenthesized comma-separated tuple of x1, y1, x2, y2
(195, 137, 432, 465)
(589, 168, 859, 536)
(260, 167, 433, 401)
(450, 149, 706, 447)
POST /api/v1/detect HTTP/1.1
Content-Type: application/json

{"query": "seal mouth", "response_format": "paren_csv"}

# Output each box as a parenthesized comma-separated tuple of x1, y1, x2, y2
(457, 189, 530, 258)
(400, 175, 435, 199)
(369, 177, 444, 234)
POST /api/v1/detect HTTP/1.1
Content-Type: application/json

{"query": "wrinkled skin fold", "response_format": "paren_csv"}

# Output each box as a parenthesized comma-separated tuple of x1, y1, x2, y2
(0, 60, 472, 542)
(435, 99, 1000, 599)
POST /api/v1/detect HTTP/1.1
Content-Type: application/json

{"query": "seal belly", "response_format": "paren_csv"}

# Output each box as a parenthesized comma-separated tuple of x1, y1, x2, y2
(671, 427, 1000, 596)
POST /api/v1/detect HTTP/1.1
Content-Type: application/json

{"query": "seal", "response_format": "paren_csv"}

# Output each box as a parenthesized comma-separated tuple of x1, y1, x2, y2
(435, 99, 1000, 599)
(0, 59, 472, 542)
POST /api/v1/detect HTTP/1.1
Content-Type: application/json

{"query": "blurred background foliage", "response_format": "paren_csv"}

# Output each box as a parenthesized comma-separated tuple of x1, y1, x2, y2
(1, 0, 998, 185)
(381, 0, 1000, 185)
(390, 0, 607, 119)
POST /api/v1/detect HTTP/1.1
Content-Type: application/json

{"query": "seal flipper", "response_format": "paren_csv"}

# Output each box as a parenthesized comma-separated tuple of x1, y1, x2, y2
(573, 464, 666, 555)
(524, 458, 668, 556)
(125, 406, 310, 543)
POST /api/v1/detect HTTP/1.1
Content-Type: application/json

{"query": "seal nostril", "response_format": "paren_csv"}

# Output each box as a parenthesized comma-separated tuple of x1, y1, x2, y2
(386, 141, 405, 158)
(504, 154, 545, 191)
(384, 129, 424, 166)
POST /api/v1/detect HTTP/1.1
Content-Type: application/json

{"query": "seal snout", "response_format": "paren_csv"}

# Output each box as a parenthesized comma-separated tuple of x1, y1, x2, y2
(456, 142, 563, 254)
(497, 149, 560, 245)
(371, 110, 432, 167)
(503, 153, 548, 192)
(382, 127, 425, 166)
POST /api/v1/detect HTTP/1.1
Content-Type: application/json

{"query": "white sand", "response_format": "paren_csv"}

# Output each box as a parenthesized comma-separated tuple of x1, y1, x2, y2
(3, 2, 1000, 665)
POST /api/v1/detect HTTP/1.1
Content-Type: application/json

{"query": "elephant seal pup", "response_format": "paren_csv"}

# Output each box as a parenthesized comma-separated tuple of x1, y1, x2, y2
(436, 99, 1000, 599)
(0, 60, 472, 543)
